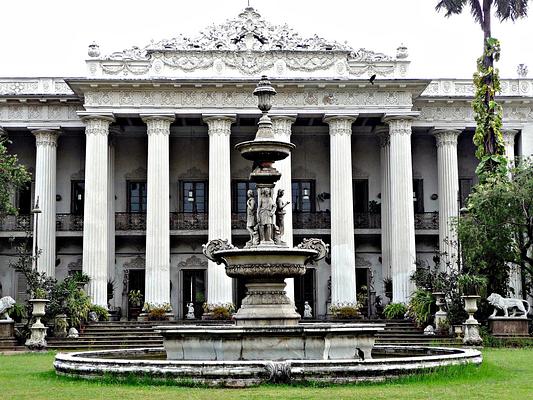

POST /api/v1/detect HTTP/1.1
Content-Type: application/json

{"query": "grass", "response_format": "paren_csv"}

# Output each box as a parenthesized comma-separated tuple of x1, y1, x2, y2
(0, 349, 532, 399)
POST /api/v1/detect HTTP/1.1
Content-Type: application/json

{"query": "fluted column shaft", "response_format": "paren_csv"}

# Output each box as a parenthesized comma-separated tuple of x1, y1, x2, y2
(142, 115, 174, 306)
(32, 129, 59, 277)
(107, 135, 116, 305)
(503, 129, 522, 296)
(325, 116, 357, 306)
(434, 130, 460, 268)
(376, 127, 392, 286)
(385, 117, 416, 304)
(272, 116, 296, 302)
(204, 115, 235, 305)
(81, 115, 114, 306)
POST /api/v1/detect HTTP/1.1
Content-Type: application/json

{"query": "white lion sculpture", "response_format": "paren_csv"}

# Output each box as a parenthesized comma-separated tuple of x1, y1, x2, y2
(0, 296, 16, 321)
(487, 293, 531, 319)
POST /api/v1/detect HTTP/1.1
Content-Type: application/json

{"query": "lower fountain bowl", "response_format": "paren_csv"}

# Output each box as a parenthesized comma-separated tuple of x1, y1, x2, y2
(54, 345, 482, 387)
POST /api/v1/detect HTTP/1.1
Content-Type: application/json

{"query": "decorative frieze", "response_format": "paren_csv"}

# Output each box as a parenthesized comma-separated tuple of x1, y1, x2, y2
(0, 103, 82, 124)
(422, 79, 533, 98)
(0, 78, 73, 96)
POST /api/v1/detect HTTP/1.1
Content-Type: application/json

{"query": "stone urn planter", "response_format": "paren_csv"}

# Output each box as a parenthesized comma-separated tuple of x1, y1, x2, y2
(432, 292, 447, 332)
(26, 298, 49, 350)
(461, 295, 482, 346)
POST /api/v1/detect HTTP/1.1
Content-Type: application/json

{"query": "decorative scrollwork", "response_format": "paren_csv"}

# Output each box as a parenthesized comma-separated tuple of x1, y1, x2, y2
(202, 239, 235, 264)
(265, 361, 291, 384)
(297, 238, 329, 263)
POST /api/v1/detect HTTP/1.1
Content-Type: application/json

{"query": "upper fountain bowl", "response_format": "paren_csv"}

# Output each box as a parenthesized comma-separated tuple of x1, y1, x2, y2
(235, 140, 295, 163)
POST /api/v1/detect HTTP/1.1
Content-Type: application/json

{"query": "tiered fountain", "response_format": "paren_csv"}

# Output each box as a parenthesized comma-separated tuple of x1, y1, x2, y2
(156, 76, 382, 362)
(54, 77, 482, 387)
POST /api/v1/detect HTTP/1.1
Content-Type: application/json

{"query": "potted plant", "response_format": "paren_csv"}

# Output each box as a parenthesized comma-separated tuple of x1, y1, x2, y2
(383, 303, 407, 320)
(457, 273, 487, 296)
(128, 290, 143, 320)
(72, 271, 90, 290)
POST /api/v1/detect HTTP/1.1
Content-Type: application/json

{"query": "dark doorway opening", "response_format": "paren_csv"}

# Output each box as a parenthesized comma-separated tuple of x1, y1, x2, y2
(182, 269, 206, 319)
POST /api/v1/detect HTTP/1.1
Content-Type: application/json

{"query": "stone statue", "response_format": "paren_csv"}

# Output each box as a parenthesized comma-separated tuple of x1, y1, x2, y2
(245, 189, 259, 247)
(303, 301, 312, 318)
(88, 311, 99, 322)
(423, 325, 435, 336)
(257, 187, 276, 244)
(67, 327, 79, 338)
(186, 302, 196, 319)
(275, 189, 290, 243)
(487, 293, 531, 319)
(0, 296, 16, 321)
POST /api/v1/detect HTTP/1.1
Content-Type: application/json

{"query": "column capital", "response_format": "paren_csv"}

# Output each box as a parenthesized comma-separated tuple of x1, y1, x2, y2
(32, 128, 60, 147)
(383, 116, 414, 136)
(324, 115, 357, 136)
(271, 115, 296, 141)
(374, 126, 390, 147)
(78, 112, 115, 123)
(140, 114, 175, 124)
(203, 114, 236, 136)
(502, 129, 518, 147)
(433, 129, 461, 147)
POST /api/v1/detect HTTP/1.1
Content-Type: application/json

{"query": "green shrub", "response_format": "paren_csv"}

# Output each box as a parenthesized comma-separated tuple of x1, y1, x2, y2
(90, 304, 110, 321)
(33, 287, 48, 299)
(330, 305, 360, 319)
(458, 273, 487, 296)
(8, 302, 26, 323)
(383, 303, 407, 319)
(407, 290, 435, 327)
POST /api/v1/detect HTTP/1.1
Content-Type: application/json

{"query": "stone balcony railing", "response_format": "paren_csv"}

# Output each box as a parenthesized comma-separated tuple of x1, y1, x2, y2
(0, 211, 439, 232)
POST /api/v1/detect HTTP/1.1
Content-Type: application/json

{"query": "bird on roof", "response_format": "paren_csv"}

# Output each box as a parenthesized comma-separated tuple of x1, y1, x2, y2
(369, 74, 377, 85)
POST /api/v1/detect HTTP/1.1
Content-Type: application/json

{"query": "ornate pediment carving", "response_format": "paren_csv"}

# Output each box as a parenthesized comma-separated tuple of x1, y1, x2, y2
(124, 256, 145, 270)
(177, 255, 208, 269)
(89, 7, 404, 79)
(125, 167, 147, 180)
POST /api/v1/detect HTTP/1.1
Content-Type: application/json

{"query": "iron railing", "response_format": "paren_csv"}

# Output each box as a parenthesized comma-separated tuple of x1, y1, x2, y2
(0, 211, 439, 232)
(56, 213, 84, 231)
(170, 212, 208, 230)
(414, 212, 439, 230)
(0, 214, 32, 231)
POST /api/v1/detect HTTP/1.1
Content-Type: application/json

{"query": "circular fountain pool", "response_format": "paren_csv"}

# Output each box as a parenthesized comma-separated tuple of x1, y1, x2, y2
(53, 345, 482, 387)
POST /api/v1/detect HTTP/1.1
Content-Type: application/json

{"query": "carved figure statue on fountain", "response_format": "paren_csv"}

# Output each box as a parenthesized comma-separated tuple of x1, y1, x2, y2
(246, 189, 259, 247)
(257, 187, 276, 244)
(275, 189, 290, 244)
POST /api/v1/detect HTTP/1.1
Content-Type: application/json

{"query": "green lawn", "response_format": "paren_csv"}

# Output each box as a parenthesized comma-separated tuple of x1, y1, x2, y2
(0, 349, 532, 400)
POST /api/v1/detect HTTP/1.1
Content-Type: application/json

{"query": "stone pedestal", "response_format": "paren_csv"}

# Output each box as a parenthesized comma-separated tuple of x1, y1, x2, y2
(489, 317, 530, 337)
(0, 320, 15, 338)
(26, 299, 49, 350)
(462, 295, 482, 346)
(433, 292, 448, 332)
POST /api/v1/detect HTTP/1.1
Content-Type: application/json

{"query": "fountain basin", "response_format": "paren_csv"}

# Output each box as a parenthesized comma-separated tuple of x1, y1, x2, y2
(54, 345, 482, 387)
(215, 247, 318, 279)
(156, 323, 385, 361)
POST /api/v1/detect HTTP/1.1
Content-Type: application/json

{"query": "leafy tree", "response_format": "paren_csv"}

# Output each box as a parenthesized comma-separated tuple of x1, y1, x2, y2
(457, 158, 533, 298)
(436, 1, 529, 175)
(0, 134, 31, 219)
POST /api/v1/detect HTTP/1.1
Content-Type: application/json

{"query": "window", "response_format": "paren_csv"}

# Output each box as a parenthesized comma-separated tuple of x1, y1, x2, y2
(353, 179, 369, 213)
(127, 181, 147, 213)
(71, 181, 85, 215)
(181, 181, 207, 213)
(232, 180, 256, 213)
(413, 179, 424, 213)
(17, 184, 32, 214)
(459, 178, 473, 208)
(292, 180, 315, 212)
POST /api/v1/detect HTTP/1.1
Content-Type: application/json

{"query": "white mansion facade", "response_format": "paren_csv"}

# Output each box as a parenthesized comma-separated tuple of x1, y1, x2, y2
(0, 7, 532, 319)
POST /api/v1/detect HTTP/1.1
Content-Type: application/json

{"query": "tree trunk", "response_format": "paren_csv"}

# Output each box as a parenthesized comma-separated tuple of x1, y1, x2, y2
(482, 0, 497, 157)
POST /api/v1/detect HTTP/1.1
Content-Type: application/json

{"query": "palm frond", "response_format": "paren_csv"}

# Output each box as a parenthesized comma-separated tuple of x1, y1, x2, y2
(495, 0, 529, 21)
(468, 0, 484, 24)
(436, 0, 468, 16)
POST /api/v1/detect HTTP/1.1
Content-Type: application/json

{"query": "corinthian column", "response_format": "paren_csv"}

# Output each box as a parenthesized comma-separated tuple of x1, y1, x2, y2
(32, 129, 59, 277)
(384, 116, 416, 304)
(272, 115, 296, 301)
(204, 115, 235, 306)
(324, 115, 357, 307)
(81, 114, 114, 306)
(502, 129, 522, 296)
(376, 126, 392, 286)
(142, 115, 174, 306)
(434, 129, 461, 268)
(107, 133, 116, 305)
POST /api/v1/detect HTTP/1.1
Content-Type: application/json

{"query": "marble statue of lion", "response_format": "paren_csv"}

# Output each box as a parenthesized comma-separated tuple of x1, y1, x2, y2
(487, 293, 530, 319)
(0, 296, 16, 320)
